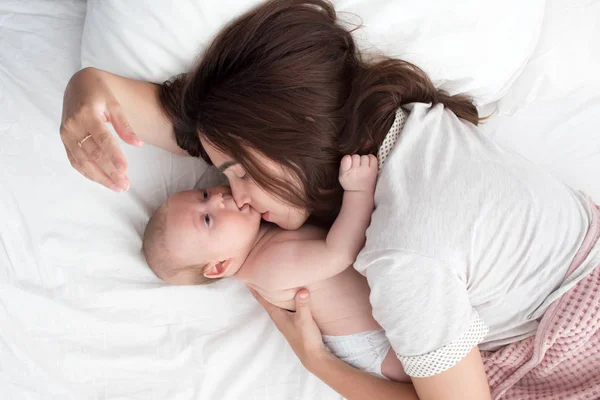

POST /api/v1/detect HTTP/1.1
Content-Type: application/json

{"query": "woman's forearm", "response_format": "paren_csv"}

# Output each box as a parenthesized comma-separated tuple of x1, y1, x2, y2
(80, 67, 187, 156)
(310, 352, 419, 400)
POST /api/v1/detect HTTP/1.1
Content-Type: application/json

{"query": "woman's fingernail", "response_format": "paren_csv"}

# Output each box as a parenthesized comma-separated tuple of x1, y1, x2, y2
(112, 184, 122, 192)
(298, 291, 309, 300)
(116, 163, 126, 172)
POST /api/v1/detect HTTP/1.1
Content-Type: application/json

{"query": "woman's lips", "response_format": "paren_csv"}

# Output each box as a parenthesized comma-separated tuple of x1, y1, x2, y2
(238, 203, 263, 218)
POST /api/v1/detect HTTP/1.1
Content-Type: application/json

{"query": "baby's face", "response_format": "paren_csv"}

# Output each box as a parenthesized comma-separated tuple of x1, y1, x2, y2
(163, 186, 262, 276)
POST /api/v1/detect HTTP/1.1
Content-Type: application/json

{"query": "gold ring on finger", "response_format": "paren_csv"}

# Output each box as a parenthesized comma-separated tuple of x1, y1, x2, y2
(77, 133, 93, 148)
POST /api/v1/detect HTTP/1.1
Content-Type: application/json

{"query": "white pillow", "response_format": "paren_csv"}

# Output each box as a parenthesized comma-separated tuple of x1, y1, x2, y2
(81, 0, 545, 107)
(497, 0, 600, 115)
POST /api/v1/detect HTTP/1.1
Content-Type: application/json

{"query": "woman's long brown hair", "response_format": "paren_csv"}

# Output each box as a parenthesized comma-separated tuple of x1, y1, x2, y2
(159, 0, 478, 227)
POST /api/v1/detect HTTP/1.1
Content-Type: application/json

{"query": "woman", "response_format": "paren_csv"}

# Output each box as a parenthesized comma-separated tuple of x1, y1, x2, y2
(60, 1, 600, 399)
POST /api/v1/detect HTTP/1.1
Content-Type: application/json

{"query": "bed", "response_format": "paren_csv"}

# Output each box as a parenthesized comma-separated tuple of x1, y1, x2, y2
(0, 1, 598, 399)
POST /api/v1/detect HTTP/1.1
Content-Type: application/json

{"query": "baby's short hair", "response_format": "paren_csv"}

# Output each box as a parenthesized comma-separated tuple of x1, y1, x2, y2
(142, 203, 171, 279)
(142, 202, 222, 285)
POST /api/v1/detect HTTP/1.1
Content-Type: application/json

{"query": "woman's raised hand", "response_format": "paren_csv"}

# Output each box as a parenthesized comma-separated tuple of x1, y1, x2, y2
(60, 67, 144, 192)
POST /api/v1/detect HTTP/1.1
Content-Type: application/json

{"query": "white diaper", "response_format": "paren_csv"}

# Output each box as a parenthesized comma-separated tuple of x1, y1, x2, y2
(322, 329, 391, 379)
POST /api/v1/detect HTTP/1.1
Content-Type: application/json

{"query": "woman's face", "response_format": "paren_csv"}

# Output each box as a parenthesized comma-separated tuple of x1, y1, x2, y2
(200, 137, 309, 230)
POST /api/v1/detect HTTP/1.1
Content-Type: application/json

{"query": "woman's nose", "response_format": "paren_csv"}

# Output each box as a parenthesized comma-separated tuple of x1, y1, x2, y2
(231, 182, 251, 209)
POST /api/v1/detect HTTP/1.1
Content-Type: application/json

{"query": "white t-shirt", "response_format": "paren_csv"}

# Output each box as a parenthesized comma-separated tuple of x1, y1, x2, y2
(354, 103, 600, 377)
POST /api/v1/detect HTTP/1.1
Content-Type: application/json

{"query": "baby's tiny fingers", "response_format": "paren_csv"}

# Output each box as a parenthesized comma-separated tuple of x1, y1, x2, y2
(340, 155, 352, 172)
(368, 154, 378, 167)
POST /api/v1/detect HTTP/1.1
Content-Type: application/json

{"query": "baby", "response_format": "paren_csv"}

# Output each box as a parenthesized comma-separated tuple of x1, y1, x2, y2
(143, 154, 409, 382)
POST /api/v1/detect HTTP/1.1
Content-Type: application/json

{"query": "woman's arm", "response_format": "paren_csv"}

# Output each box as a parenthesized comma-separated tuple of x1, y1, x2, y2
(60, 67, 185, 191)
(250, 289, 418, 400)
(311, 352, 419, 400)
(312, 343, 491, 400)
(411, 347, 491, 400)
(251, 288, 492, 400)
(87, 68, 184, 155)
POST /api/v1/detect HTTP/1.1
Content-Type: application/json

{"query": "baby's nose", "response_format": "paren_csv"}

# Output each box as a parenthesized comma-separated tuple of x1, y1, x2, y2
(209, 193, 225, 208)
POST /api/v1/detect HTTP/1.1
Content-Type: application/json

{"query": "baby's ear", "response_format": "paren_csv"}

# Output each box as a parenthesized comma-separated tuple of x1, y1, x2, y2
(203, 259, 233, 279)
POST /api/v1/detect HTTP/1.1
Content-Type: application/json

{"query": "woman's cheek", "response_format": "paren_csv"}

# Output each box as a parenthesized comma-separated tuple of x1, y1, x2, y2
(281, 208, 309, 230)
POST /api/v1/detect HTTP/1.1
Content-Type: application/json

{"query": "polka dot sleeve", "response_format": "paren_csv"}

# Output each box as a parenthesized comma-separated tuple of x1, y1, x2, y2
(377, 108, 406, 171)
(398, 312, 489, 377)
(361, 250, 489, 379)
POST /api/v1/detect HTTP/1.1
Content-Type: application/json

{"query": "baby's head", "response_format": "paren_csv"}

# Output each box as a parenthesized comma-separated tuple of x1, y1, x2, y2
(143, 186, 262, 285)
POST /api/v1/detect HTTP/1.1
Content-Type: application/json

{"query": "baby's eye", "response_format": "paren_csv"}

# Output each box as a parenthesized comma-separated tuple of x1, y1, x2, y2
(202, 191, 209, 200)
(204, 214, 211, 226)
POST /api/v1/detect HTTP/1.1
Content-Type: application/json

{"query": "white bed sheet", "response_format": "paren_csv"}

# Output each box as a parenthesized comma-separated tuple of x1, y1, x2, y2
(0, 2, 338, 399)
(482, 86, 600, 202)
(0, 1, 599, 400)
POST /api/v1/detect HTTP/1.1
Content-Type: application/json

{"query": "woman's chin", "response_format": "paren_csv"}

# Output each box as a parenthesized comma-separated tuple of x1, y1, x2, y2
(272, 214, 308, 230)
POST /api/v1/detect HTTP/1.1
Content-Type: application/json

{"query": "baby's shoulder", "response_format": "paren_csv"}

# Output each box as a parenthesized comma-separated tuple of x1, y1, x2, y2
(254, 225, 326, 264)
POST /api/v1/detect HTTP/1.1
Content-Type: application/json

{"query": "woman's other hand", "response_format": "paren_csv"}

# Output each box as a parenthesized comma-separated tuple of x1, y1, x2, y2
(250, 288, 327, 370)
(60, 67, 143, 192)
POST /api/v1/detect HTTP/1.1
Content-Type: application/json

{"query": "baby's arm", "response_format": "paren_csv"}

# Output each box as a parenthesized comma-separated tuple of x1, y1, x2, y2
(327, 154, 378, 265)
(256, 155, 377, 290)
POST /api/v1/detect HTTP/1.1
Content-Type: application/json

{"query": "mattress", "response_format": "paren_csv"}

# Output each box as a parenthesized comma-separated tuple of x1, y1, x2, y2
(0, 1, 598, 399)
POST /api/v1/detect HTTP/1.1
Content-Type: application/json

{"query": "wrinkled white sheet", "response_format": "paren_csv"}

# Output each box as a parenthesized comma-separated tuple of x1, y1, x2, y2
(0, 1, 337, 399)
(0, 1, 598, 399)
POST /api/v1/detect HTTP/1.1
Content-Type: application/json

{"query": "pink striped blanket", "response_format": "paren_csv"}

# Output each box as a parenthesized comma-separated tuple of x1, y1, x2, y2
(482, 199, 600, 400)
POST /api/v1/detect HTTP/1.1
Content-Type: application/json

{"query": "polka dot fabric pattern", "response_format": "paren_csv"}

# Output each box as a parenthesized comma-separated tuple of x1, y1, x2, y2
(377, 108, 406, 172)
(399, 314, 488, 377)
(482, 200, 600, 400)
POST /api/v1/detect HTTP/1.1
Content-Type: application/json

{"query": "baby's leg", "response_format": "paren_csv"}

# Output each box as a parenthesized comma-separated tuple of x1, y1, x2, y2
(381, 349, 411, 383)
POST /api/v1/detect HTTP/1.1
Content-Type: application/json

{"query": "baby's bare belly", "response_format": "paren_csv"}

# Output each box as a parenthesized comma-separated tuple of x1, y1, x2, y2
(258, 268, 381, 336)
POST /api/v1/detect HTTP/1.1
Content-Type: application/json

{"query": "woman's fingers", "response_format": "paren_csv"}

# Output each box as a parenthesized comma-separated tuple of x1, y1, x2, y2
(81, 136, 129, 191)
(107, 103, 144, 147)
(89, 119, 129, 175)
(60, 68, 140, 191)
(81, 159, 123, 191)
(61, 116, 130, 191)
(65, 144, 121, 191)
(293, 289, 313, 325)
(250, 287, 325, 368)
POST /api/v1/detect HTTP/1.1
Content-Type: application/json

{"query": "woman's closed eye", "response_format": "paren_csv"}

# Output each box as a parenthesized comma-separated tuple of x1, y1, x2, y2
(232, 165, 247, 180)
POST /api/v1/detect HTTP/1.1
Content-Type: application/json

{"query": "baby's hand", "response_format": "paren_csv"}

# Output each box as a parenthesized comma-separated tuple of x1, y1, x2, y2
(338, 154, 378, 192)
